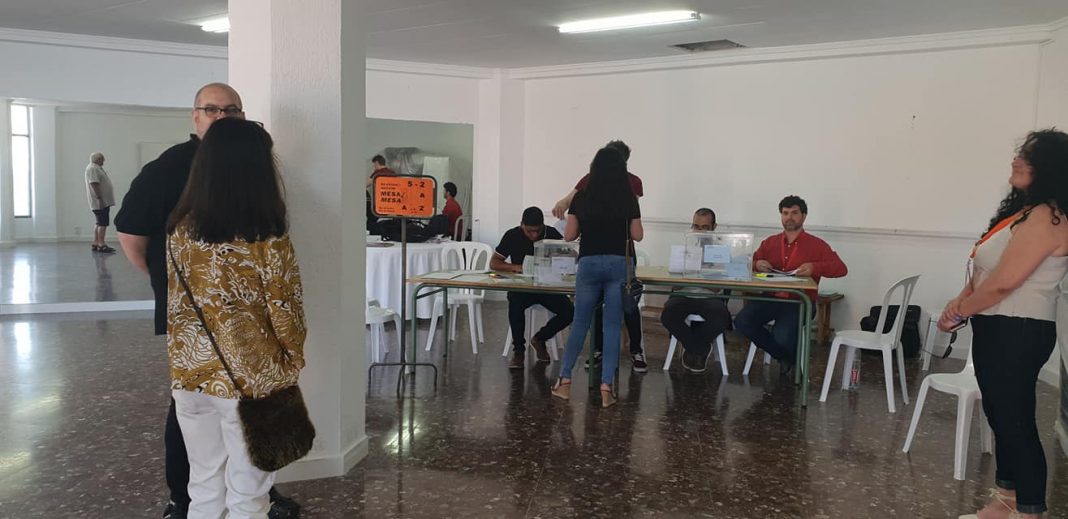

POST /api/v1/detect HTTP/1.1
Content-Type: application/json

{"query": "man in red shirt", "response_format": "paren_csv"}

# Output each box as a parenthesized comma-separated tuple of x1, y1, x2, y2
(365, 154, 395, 188)
(442, 181, 464, 238)
(735, 195, 848, 376)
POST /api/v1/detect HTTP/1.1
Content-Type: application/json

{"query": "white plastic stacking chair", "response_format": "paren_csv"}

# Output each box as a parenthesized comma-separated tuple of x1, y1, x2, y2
(920, 317, 955, 372)
(742, 342, 773, 375)
(902, 347, 993, 480)
(819, 275, 921, 413)
(424, 242, 492, 355)
(366, 299, 401, 364)
(499, 304, 561, 360)
(452, 215, 467, 241)
(663, 315, 728, 374)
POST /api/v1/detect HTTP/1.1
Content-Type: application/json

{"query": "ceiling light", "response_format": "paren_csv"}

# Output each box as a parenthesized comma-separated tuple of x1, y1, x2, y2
(558, 10, 700, 34)
(200, 16, 230, 33)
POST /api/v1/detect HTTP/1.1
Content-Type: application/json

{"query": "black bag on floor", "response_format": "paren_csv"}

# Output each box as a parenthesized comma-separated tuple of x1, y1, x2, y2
(859, 305, 922, 358)
(379, 219, 432, 243)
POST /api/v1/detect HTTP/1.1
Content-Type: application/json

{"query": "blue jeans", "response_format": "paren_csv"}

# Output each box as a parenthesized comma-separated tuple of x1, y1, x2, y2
(559, 255, 627, 385)
(734, 299, 804, 364)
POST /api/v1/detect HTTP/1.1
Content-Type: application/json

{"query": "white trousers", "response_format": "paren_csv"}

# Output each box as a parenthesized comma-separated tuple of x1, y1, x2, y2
(173, 390, 275, 519)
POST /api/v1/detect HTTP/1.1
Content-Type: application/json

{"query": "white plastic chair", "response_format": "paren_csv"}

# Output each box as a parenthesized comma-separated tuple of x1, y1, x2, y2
(920, 317, 954, 372)
(366, 299, 401, 364)
(902, 347, 993, 480)
(453, 215, 467, 241)
(664, 315, 728, 374)
(819, 275, 921, 413)
(424, 242, 492, 354)
(499, 304, 561, 360)
(742, 342, 773, 375)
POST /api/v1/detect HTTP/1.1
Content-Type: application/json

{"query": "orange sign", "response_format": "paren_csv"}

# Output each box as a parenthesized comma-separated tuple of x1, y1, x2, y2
(372, 175, 437, 219)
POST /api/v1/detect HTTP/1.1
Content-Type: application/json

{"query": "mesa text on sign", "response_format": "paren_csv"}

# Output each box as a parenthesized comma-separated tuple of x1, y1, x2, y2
(372, 175, 437, 219)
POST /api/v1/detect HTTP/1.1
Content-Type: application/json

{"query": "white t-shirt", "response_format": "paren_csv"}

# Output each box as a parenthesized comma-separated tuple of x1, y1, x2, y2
(85, 163, 115, 210)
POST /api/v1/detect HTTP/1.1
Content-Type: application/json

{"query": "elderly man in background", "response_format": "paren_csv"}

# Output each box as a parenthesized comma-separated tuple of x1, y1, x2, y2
(85, 152, 116, 253)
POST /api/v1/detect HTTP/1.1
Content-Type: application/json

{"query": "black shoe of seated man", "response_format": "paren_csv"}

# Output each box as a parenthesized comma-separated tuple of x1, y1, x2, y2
(631, 352, 648, 373)
(779, 361, 795, 378)
(584, 350, 603, 370)
(529, 337, 551, 363)
(508, 351, 526, 370)
(269, 488, 301, 519)
(681, 350, 706, 373)
(163, 501, 188, 519)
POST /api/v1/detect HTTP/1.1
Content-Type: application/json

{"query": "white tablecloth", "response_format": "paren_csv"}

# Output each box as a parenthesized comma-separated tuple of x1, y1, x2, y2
(366, 240, 447, 319)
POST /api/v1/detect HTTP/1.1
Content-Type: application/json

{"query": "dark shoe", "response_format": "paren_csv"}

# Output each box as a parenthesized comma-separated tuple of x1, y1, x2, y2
(91, 244, 100, 252)
(681, 350, 707, 373)
(631, 352, 648, 373)
(508, 351, 525, 370)
(779, 361, 795, 378)
(163, 501, 188, 519)
(269, 488, 301, 519)
(584, 350, 603, 370)
(97, 245, 116, 253)
(529, 337, 551, 363)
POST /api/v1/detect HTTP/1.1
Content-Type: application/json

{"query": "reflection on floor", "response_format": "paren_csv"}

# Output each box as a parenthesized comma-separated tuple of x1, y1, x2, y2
(0, 304, 1064, 518)
(0, 242, 154, 305)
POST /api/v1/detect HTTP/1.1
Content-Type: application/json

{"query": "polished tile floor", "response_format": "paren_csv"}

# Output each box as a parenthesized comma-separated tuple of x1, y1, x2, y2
(0, 242, 153, 305)
(0, 305, 1065, 518)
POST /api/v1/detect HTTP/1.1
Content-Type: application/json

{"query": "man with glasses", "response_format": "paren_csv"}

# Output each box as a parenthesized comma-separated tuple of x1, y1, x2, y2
(659, 208, 734, 373)
(115, 83, 300, 519)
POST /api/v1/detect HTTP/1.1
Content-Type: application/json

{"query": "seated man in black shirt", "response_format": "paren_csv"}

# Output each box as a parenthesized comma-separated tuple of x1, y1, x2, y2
(492, 207, 575, 370)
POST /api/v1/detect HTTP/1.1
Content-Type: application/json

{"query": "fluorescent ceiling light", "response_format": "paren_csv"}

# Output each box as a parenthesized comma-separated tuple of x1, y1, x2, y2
(558, 10, 700, 34)
(200, 16, 230, 33)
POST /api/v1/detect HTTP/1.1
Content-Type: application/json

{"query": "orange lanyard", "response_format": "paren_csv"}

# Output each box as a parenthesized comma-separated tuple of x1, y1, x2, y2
(970, 210, 1023, 259)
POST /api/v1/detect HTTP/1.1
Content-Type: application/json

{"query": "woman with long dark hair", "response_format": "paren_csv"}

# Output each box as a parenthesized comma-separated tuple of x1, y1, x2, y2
(552, 146, 643, 407)
(942, 129, 1068, 519)
(166, 117, 306, 517)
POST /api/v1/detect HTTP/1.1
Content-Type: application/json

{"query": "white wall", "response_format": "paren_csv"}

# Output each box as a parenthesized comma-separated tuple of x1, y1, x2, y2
(517, 37, 1050, 349)
(53, 109, 189, 240)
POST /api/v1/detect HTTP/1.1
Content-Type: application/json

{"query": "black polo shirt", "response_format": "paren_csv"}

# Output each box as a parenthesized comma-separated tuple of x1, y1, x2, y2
(114, 135, 199, 335)
(495, 225, 563, 266)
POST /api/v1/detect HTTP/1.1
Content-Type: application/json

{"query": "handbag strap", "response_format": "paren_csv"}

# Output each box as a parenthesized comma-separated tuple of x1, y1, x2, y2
(167, 237, 246, 398)
(624, 218, 634, 287)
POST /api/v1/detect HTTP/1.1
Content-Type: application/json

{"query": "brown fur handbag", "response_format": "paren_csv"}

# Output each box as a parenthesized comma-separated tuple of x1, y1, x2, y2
(170, 244, 315, 472)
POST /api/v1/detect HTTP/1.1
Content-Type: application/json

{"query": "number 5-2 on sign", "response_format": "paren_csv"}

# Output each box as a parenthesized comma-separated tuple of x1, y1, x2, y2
(372, 175, 438, 219)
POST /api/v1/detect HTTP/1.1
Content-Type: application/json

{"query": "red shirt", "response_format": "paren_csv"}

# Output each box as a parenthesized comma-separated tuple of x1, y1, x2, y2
(753, 230, 848, 300)
(370, 167, 396, 179)
(574, 172, 643, 197)
(443, 197, 463, 237)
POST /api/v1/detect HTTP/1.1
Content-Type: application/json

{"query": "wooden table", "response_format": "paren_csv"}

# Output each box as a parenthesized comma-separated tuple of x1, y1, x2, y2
(636, 267, 819, 406)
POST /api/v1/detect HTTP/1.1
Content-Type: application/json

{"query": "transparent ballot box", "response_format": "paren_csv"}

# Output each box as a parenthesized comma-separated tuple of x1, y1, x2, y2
(683, 232, 754, 280)
(532, 239, 579, 285)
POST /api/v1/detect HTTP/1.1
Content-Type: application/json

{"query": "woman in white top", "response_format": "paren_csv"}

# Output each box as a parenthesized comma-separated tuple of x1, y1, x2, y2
(941, 129, 1068, 519)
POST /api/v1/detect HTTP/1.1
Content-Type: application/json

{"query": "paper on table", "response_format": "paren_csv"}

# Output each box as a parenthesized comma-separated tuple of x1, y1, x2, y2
(754, 273, 806, 282)
(703, 244, 731, 263)
(419, 271, 465, 280)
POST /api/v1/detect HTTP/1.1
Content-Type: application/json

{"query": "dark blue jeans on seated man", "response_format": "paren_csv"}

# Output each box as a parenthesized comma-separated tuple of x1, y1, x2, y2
(507, 293, 574, 353)
(734, 299, 808, 366)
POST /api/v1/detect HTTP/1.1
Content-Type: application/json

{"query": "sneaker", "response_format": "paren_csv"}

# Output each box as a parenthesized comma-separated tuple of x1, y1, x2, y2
(631, 352, 648, 373)
(163, 501, 188, 519)
(681, 350, 706, 373)
(269, 489, 301, 519)
(508, 351, 526, 370)
(529, 337, 551, 363)
(584, 350, 603, 370)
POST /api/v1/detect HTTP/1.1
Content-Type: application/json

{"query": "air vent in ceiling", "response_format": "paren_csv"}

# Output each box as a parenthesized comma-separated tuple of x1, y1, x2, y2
(671, 39, 746, 52)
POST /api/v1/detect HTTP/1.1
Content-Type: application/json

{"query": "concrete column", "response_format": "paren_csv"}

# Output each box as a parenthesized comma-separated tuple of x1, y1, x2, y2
(0, 98, 13, 244)
(229, 0, 368, 481)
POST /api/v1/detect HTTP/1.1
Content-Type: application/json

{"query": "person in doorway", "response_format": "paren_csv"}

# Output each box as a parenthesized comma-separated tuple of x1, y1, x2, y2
(551, 140, 648, 372)
(167, 117, 306, 519)
(442, 181, 463, 239)
(733, 195, 847, 376)
(552, 146, 643, 408)
(491, 207, 575, 369)
(85, 152, 116, 253)
(114, 82, 301, 519)
(941, 130, 1068, 519)
(659, 208, 733, 373)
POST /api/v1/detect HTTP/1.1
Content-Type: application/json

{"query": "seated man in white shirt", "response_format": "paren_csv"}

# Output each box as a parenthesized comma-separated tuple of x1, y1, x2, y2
(491, 207, 575, 370)
(659, 208, 732, 373)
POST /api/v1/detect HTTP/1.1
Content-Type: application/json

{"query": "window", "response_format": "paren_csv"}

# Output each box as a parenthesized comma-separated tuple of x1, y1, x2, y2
(10, 104, 32, 218)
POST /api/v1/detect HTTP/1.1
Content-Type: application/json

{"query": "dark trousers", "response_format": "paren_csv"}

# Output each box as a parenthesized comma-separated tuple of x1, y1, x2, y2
(660, 296, 731, 356)
(165, 398, 191, 505)
(507, 293, 574, 353)
(734, 300, 803, 363)
(971, 314, 1056, 514)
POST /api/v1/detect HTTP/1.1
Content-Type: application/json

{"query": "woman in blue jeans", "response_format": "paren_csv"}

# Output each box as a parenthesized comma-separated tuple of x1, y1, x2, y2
(552, 147, 643, 408)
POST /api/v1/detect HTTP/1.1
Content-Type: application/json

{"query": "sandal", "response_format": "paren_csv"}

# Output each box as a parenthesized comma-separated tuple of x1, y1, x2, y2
(960, 489, 1022, 519)
(600, 386, 617, 408)
(551, 378, 571, 400)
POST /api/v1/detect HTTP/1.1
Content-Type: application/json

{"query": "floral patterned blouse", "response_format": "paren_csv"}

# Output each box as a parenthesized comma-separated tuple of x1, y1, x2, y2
(167, 225, 306, 399)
